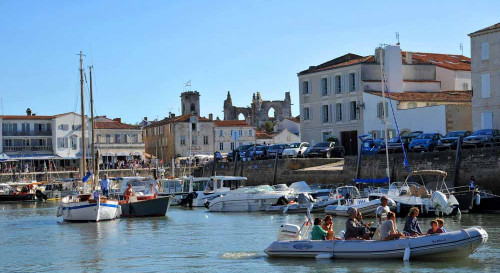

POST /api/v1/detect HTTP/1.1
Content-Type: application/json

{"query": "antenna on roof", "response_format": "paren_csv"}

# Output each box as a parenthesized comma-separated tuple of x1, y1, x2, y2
(460, 43, 463, 55)
(184, 80, 191, 91)
(396, 32, 400, 45)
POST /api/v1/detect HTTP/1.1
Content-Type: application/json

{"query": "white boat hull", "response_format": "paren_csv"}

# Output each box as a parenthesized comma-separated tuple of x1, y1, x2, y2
(209, 195, 281, 212)
(265, 227, 488, 259)
(325, 198, 395, 217)
(59, 196, 120, 222)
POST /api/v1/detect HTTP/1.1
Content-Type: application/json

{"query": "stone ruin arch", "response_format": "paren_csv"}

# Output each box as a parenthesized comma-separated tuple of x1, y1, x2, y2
(223, 91, 292, 126)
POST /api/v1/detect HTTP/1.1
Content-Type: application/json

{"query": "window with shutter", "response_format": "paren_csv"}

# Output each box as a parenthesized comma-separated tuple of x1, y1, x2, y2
(481, 74, 491, 98)
(322, 105, 329, 123)
(335, 76, 342, 94)
(481, 42, 490, 61)
(303, 81, 309, 94)
(349, 73, 356, 92)
(321, 78, 328, 96)
(336, 103, 343, 122)
(481, 112, 493, 129)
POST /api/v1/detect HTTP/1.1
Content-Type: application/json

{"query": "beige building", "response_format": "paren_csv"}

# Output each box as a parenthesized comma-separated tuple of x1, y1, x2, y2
(214, 120, 255, 153)
(469, 23, 500, 130)
(94, 116, 144, 167)
(298, 45, 472, 155)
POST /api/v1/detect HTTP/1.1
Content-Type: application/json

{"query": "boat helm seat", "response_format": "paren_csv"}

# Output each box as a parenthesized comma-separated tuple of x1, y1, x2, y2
(409, 186, 418, 196)
(417, 187, 430, 198)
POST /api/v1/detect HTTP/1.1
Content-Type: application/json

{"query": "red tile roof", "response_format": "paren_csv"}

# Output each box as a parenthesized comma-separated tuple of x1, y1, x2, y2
(214, 120, 253, 127)
(299, 50, 470, 75)
(94, 121, 139, 130)
(143, 114, 212, 128)
(364, 90, 472, 103)
(255, 130, 275, 139)
(0, 115, 54, 120)
(469, 22, 500, 36)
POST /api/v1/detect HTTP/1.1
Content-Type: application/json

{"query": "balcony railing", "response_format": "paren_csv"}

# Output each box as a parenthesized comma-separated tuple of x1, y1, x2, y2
(2, 130, 52, 136)
(3, 146, 53, 152)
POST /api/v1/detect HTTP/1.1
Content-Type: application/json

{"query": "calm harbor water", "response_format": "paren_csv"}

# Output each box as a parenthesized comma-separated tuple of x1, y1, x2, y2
(0, 202, 498, 273)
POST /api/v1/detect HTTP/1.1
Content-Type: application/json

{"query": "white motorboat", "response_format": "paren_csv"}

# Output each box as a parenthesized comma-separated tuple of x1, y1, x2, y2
(208, 185, 289, 212)
(57, 194, 120, 222)
(264, 225, 488, 260)
(368, 170, 459, 217)
(325, 198, 396, 216)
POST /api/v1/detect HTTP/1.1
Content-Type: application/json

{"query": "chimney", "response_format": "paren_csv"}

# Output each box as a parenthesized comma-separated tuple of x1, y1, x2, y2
(170, 113, 175, 118)
(209, 113, 213, 120)
(374, 47, 384, 63)
(144, 117, 148, 121)
(26, 108, 32, 116)
(113, 118, 121, 123)
(405, 52, 413, 64)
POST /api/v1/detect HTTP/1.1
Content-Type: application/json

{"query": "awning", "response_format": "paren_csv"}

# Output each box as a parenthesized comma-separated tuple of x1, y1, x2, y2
(101, 152, 115, 156)
(0, 153, 10, 161)
(116, 152, 130, 156)
(6, 154, 62, 160)
(131, 151, 143, 156)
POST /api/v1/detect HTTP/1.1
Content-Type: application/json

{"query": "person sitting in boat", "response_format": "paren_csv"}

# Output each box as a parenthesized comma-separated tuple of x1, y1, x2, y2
(427, 220, 443, 235)
(403, 207, 423, 236)
(100, 174, 110, 198)
(356, 211, 375, 238)
(375, 196, 390, 226)
(311, 218, 328, 240)
(345, 208, 370, 240)
(436, 218, 447, 233)
(321, 215, 341, 240)
(469, 176, 476, 190)
(379, 212, 405, 241)
(125, 183, 134, 203)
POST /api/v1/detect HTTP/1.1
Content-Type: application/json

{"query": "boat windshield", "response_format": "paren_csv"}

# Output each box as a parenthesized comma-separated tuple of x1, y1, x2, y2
(337, 186, 361, 198)
(231, 185, 275, 194)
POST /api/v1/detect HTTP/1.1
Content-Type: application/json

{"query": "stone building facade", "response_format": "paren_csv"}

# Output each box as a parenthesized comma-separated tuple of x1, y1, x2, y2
(223, 91, 292, 126)
(298, 45, 472, 155)
(469, 23, 500, 130)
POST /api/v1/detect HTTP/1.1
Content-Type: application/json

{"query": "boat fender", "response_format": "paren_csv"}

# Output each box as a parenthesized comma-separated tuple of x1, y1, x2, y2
(283, 206, 289, 214)
(316, 254, 333, 259)
(475, 194, 481, 206)
(403, 239, 411, 261)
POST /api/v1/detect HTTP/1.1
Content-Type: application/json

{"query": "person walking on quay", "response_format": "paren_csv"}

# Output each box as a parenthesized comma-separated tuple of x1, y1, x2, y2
(100, 174, 110, 198)
(470, 176, 477, 190)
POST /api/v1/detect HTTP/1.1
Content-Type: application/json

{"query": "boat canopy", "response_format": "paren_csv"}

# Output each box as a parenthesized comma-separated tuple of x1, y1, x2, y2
(354, 177, 390, 184)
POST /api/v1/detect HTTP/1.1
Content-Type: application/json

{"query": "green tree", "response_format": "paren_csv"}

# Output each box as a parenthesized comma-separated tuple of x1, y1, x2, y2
(264, 121, 274, 133)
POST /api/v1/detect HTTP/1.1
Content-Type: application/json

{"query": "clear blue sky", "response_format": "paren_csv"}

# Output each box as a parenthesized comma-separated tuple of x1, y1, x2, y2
(1, 0, 498, 124)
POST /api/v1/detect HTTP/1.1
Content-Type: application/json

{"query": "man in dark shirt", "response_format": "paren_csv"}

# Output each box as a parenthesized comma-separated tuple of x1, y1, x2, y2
(345, 208, 370, 240)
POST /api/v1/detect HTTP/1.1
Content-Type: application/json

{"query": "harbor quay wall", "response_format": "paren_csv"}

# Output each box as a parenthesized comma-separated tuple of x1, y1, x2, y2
(194, 158, 342, 185)
(195, 147, 500, 194)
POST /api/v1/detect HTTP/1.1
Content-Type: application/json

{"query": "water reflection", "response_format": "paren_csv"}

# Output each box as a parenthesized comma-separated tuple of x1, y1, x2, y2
(0, 203, 498, 273)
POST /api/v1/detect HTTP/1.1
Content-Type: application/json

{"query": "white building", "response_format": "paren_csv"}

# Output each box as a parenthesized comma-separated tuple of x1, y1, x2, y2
(214, 120, 255, 152)
(298, 45, 472, 155)
(274, 118, 300, 134)
(0, 109, 90, 170)
(469, 23, 500, 130)
(255, 128, 300, 145)
(94, 116, 145, 168)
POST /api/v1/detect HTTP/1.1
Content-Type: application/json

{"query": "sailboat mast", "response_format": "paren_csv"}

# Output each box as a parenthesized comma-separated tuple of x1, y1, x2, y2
(379, 47, 391, 182)
(79, 51, 87, 179)
(88, 65, 97, 188)
(89, 66, 96, 174)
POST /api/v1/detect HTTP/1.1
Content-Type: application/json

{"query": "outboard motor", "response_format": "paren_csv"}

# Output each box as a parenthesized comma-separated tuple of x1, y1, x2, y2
(297, 193, 313, 205)
(275, 196, 290, 206)
(35, 190, 47, 201)
(179, 191, 198, 208)
(431, 191, 453, 215)
(277, 224, 301, 241)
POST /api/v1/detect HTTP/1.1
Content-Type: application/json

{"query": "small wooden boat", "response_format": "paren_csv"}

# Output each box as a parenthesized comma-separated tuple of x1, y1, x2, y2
(119, 195, 172, 217)
(264, 226, 488, 260)
(57, 194, 120, 222)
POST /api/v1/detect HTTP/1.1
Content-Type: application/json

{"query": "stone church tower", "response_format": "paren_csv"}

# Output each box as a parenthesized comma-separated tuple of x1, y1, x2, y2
(180, 91, 200, 116)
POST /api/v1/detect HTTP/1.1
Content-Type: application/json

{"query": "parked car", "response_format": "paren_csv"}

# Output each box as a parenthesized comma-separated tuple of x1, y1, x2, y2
(463, 129, 500, 147)
(306, 142, 345, 158)
(435, 130, 472, 150)
(361, 138, 386, 155)
(386, 136, 413, 153)
(282, 142, 309, 158)
(408, 133, 443, 152)
(266, 144, 289, 159)
(246, 145, 269, 159)
(227, 144, 254, 161)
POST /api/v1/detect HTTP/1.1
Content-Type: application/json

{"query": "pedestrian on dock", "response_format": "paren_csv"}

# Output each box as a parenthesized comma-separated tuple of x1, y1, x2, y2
(100, 174, 110, 198)
(470, 176, 477, 190)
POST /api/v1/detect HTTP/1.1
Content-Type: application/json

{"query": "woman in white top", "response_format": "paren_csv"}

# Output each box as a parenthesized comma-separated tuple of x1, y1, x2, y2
(379, 212, 405, 241)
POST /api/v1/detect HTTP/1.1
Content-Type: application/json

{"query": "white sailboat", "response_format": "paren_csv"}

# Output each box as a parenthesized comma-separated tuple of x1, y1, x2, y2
(57, 53, 119, 221)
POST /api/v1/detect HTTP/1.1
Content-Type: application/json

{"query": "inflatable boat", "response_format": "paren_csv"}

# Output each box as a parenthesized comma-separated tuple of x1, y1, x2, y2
(264, 224, 488, 260)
